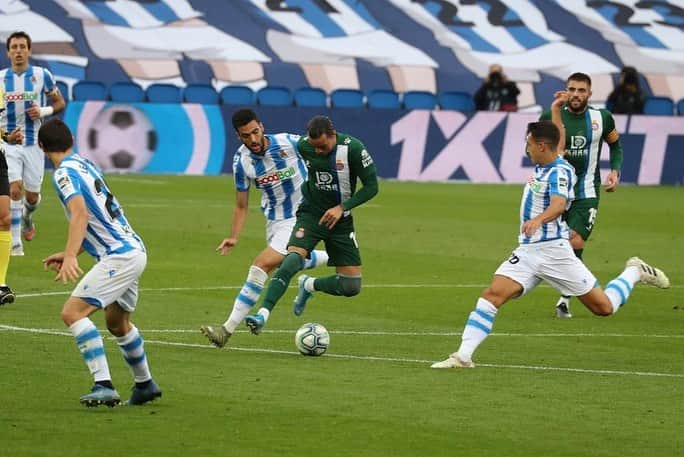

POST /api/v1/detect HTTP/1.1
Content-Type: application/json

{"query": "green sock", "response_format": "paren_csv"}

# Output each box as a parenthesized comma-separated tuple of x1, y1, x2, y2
(313, 275, 345, 296)
(573, 249, 584, 260)
(261, 253, 303, 311)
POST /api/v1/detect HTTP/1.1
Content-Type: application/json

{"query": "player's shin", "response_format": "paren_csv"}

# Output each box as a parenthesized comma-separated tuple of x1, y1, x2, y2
(456, 298, 498, 362)
(224, 265, 268, 332)
(69, 318, 113, 384)
(115, 325, 152, 383)
(261, 252, 303, 311)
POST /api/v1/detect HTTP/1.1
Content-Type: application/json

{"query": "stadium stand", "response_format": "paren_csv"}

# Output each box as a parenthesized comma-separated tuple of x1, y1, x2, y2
(145, 84, 182, 103)
(367, 90, 401, 110)
(109, 81, 145, 103)
(438, 91, 476, 113)
(330, 89, 365, 108)
(257, 86, 293, 106)
(72, 81, 107, 101)
(294, 87, 327, 107)
(183, 84, 219, 104)
(677, 98, 684, 116)
(220, 86, 256, 106)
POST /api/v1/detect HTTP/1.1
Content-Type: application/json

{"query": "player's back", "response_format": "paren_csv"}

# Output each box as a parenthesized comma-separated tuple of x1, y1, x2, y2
(233, 132, 307, 221)
(53, 154, 145, 259)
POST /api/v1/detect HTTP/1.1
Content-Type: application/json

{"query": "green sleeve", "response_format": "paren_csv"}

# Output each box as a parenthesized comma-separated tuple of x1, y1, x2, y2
(539, 109, 552, 121)
(341, 142, 378, 211)
(602, 110, 623, 171)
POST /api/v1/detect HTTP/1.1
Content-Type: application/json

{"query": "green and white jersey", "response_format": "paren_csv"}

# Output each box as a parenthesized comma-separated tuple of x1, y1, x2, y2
(540, 105, 618, 199)
(297, 133, 378, 218)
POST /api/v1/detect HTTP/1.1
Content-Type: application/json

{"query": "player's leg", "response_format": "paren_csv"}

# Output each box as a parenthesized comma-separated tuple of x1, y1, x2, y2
(294, 218, 360, 315)
(21, 144, 45, 242)
(432, 248, 538, 369)
(0, 154, 13, 305)
(61, 296, 120, 407)
(6, 144, 24, 256)
(578, 257, 670, 315)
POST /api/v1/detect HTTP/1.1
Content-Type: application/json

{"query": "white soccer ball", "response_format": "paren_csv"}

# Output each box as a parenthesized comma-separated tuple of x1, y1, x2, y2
(295, 323, 330, 356)
(82, 105, 157, 172)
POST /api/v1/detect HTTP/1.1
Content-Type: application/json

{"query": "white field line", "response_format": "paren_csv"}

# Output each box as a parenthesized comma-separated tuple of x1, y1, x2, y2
(15, 282, 684, 299)
(2, 324, 683, 379)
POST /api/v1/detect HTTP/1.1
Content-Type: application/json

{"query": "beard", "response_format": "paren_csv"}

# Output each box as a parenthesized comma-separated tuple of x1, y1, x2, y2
(567, 97, 588, 113)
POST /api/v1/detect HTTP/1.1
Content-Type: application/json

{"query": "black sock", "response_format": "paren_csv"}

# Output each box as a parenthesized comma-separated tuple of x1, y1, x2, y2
(96, 380, 115, 390)
(136, 380, 151, 389)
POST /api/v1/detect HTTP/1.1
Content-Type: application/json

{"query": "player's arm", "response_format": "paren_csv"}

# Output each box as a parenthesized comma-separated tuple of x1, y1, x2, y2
(54, 195, 88, 283)
(217, 190, 249, 256)
(603, 111, 622, 192)
(550, 91, 568, 151)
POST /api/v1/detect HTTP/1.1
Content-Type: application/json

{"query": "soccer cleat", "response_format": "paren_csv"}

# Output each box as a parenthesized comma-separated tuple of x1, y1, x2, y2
(430, 353, 475, 369)
(555, 297, 572, 318)
(293, 274, 313, 316)
(0, 285, 15, 306)
(125, 380, 162, 406)
(200, 324, 231, 348)
(626, 257, 670, 289)
(10, 244, 24, 257)
(245, 314, 265, 335)
(79, 385, 121, 408)
(22, 216, 35, 242)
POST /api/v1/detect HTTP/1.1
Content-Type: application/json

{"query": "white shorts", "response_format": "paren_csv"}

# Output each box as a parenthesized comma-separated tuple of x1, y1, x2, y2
(72, 250, 147, 312)
(266, 218, 296, 256)
(5, 144, 45, 192)
(494, 239, 597, 297)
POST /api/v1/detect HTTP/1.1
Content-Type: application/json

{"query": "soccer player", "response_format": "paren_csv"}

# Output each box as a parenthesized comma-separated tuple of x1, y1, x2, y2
(540, 72, 623, 318)
(200, 109, 329, 347)
(0, 31, 66, 256)
(0, 128, 15, 305)
(431, 95, 669, 370)
(39, 119, 161, 407)
(244, 115, 379, 334)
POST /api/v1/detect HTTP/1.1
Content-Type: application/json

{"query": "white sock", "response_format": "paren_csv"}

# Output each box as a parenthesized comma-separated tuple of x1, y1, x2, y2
(257, 307, 271, 322)
(605, 266, 640, 313)
(10, 200, 21, 247)
(303, 250, 329, 270)
(304, 276, 316, 293)
(224, 265, 268, 333)
(69, 318, 112, 383)
(115, 326, 152, 383)
(456, 297, 498, 362)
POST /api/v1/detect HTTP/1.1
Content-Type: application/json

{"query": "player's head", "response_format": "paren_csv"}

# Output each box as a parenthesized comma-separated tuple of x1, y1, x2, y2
(566, 72, 592, 113)
(6, 31, 31, 68)
(232, 108, 266, 154)
(525, 121, 560, 164)
(38, 118, 74, 154)
(306, 115, 337, 156)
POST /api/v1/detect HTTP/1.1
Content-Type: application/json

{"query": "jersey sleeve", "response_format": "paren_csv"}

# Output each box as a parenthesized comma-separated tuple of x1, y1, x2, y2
(548, 167, 571, 199)
(42, 68, 56, 93)
(52, 166, 82, 204)
(232, 152, 250, 192)
(342, 139, 378, 211)
(539, 109, 552, 121)
(601, 109, 619, 143)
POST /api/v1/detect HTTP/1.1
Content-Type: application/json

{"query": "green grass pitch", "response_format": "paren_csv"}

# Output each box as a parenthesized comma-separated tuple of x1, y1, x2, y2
(1, 175, 682, 457)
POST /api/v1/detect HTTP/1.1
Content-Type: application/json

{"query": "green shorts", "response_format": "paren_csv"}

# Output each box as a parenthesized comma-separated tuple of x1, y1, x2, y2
(564, 198, 599, 241)
(287, 210, 361, 267)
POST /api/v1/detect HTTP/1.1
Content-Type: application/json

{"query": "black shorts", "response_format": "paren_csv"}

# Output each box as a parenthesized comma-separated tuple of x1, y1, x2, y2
(0, 151, 8, 196)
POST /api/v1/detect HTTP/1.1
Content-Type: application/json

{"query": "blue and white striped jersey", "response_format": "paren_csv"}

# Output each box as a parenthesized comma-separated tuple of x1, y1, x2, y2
(0, 65, 56, 146)
(233, 133, 307, 221)
(56, 0, 201, 27)
(519, 156, 575, 245)
(53, 153, 145, 260)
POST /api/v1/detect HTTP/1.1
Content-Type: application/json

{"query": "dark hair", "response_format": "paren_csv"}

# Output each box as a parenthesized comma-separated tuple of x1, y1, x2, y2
(567, 72, 592, 87)
(231, 108, 259, 131)
(6, 31, 31, 51)
(38, 118, 73, 153)
(527, 121, 560, 150)
(307, 115, 335, 139)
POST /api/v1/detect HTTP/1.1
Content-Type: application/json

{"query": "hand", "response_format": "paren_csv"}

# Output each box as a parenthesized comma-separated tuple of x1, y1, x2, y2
(42, 252, 65, 272)
(54, 255, 83, 284)
(216, 237, 238, 256)
(521, 218, 542, 237)
(551, 91, 568, 108)
(26, 104, 41, 120)
(5, 128, 23, 144)
(319, 205, 343, 229)
(603, 170, 620, 192)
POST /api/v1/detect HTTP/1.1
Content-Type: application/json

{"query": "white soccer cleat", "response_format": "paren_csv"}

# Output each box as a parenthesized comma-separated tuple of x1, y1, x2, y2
(10, 244, 24, 257)
(626, 257, 670, 289)
(430, 353, 475, 369)
(555, 296, 572, 318)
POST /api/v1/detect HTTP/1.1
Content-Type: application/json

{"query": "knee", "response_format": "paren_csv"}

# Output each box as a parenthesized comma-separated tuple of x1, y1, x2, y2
(481, 288, 505, 307)
(340, 276, 362, 297)
(61, 308, 81, 327)
(9, 183, 22, 201)
(569, 233, 585, 250)
(0, 211, 9, 230)
(106, 321, 128, 337)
